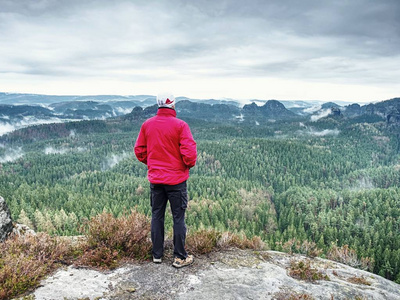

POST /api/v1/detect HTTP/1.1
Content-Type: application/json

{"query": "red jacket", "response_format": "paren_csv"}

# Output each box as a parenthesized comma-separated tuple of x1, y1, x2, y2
(134, 108, 197, 185)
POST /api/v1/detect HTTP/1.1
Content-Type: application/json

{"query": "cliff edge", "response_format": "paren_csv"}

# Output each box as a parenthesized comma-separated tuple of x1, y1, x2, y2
(29, 249, 400, 300)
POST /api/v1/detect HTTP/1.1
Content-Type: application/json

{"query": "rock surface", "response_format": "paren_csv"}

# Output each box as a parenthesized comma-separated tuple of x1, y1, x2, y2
(29, 249, 400, 300)
(12, 223, 36, 237)
(0, 196, 13, 242)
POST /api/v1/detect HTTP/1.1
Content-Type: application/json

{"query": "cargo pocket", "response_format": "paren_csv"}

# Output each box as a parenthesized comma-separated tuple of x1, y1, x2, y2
(150, 184, 154, 207)
(181, 190, 188, 210)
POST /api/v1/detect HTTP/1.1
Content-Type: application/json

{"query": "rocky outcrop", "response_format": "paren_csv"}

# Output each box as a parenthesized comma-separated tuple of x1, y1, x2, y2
(176, 100, 240, 121)
(123, 104, 158, 121)
(343, 103, 362, 117)
(242, 100, 297, 120)
(242, 102, 259, 115)
(12, 223, 36, 237)
(321, 102, 341, 109)
(0, 196, 13, 242)
(31, 249, 400, 300)
(342, 98, 400, 123)
(387, 109, 400, 126)
(331, 107, 341, 117)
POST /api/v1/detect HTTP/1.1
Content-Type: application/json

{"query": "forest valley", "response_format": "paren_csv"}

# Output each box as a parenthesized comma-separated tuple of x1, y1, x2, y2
(1, 99, 400, 283)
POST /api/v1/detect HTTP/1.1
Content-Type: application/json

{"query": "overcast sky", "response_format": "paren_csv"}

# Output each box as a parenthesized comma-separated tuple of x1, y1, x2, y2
(0, 0, 399, 102)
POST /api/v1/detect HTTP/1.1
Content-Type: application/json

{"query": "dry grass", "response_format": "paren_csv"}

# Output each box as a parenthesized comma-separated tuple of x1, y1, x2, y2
(288, 259, 330, 282)
(347, 275, 371, 286)
(276, 238, 323, 258)
(274, 290, 315, 300)
(327, 244, 359, 267)
(0, 233, 76, 300)
(77, 210, 152, 268)
(186, 228, 221, 254)
(0, 209, 152, 299)
(186, 228, 265, 255)
(327, 244, 375, 272)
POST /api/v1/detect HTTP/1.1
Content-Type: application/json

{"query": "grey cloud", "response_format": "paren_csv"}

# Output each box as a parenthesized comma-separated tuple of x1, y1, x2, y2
(0, 0, 104, 17)
(176, 0, 400, 56)
(0, 0, 399, 91)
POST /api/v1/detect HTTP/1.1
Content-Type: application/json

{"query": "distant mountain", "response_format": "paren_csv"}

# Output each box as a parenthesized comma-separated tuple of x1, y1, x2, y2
(199, 99, 240, 106)
(363, 98, 400, 116)
(321, 102, 341, 109)
(303, 98, 400, 125)
(123, 100, 297, 124)
(343, 103, 362, 117)
(1, 92, 400, 137)
(242, 100, 297, 121)
(279, 100, 315, 108)
(337, 98, 400, 125)
(0, 105, 54, 119)
(0, 92, 153, 105)
(49, 101, 116, 119)
(176, 100, 240, 121)
(121, 105, 158, 121)
(122, 99, 298, 124)
(122, 101, 241, 123)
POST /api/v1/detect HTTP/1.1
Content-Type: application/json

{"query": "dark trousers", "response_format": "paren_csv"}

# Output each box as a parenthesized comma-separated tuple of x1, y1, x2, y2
(150, 181, 188, 260)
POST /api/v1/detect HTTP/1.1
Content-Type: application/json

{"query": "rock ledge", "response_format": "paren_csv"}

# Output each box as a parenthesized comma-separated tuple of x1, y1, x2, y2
(29, 249, 400, 300)
(0, 196, 13, 242)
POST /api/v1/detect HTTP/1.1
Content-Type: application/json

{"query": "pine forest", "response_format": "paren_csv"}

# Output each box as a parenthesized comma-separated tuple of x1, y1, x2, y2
(1, 108, 400, 283)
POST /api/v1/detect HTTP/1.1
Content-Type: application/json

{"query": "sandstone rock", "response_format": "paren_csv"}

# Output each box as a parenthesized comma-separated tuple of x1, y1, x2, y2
(12, 223, 36, 237)
(30, 249, 400, 300)
(0, 196, 13, 242)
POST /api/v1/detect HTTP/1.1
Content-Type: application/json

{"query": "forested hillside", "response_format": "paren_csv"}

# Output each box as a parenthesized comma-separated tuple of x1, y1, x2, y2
(1, 105, 400, 283)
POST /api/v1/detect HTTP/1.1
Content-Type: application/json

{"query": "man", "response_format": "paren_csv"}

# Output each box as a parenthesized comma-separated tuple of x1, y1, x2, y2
(134, 93, 197, 268)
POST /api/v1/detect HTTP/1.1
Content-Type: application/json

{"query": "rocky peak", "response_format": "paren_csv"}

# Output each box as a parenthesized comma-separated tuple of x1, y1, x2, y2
(321, 102, 341, 109)
(242, 100, 296, 120)
(242, 102, 259, 114)
(387, 108, 400, 125)
(0, 196, 13, 242)
(262, 100, 288, 112)
(344, 103, 362, 117)
(331, 107, 341, 117)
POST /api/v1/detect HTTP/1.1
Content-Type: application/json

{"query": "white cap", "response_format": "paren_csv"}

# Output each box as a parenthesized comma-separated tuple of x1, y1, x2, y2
(157, 93, 175, 108)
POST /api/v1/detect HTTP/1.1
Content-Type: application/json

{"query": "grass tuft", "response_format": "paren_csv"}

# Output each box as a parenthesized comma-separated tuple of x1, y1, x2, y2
(288, 259, 330, 282)
(274, 290, 315, 300)
(186, 228, 265, 255)
(276, 238, 323, 258)
(77, 210, 152, 268)
(347, 275, 371, 286)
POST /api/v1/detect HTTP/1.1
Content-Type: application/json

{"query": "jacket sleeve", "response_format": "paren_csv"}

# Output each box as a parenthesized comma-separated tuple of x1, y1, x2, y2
(180, 123, 197, 168)
(134, 125, 148, 165)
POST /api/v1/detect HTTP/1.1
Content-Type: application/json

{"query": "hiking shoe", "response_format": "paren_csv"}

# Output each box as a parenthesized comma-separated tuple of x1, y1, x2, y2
(172, 255, 194, 268)
(153, 257, 162, 264)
